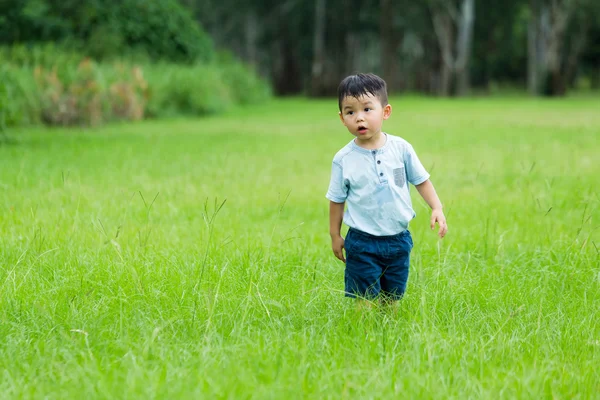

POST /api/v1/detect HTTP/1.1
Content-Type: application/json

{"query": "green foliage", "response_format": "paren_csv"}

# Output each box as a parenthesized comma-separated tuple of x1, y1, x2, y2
(472, 0, 529, 87)
(0, 0, 214, 63)
(193, 0, 600, 96)
(0, 45, 272, 127)
(31, 60, 149, 126)
(144, 64, 233, 117)
(0, 43, 85, 68)
(95, 0, 214, 62)
(0, 65, 40, 127)
(0, 68, 23, 128)
(217, 53, 272, 105)
(144, 60, 271, 118)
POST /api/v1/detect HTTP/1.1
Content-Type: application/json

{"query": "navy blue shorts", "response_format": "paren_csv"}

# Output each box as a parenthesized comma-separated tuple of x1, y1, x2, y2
(344, 228, 413, 300)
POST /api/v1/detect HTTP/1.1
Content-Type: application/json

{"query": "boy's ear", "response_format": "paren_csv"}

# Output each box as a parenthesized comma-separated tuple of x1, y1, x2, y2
(383, 104, 392, 120)
(338, 112, 346, 125)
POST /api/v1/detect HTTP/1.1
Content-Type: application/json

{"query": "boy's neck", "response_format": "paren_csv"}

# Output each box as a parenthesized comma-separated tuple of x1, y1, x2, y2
(354, 131, 386, 150)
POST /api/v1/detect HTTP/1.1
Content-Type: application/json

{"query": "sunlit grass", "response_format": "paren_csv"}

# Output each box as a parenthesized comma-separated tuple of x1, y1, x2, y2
(1, 96, 599, 398)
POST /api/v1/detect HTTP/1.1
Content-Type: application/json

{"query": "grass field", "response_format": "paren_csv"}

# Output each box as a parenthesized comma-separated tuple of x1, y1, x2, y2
(1, 96, 599, 398)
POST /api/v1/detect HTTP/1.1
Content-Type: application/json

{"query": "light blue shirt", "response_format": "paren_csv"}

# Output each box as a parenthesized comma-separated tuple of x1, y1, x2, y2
(326, 133, 430, 236)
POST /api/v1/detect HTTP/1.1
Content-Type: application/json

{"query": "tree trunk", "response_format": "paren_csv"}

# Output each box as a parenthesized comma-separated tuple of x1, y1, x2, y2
(544, 0, 570, 95)
(528, 0, 540, 94)
(538, 4, 551, 94)
(440, 62, 452, 96)
(380, 0, 403, 92)
(432, 10, 453, 96)
(455, 0, 475, 96)
(310, 0, 327, 96)
(431, 0, 474, 97)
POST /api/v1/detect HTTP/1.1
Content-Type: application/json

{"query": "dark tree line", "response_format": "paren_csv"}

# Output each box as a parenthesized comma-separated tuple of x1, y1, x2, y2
(186, 0, 600, 96)
(2, 0, 599, 97)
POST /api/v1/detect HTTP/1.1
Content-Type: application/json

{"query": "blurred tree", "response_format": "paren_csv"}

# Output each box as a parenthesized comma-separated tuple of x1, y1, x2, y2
(581, 22, 600, 88)
(429, 0, 476, 96)
(8, 0, 597, 96)
(189, 0, 309, 94)
(183, 0, 600, 96)
(472, 0, 527, 91)
(0, 0, 213, 62)
(310, 0, 327, 96)
(380, 0, 404, 92)
(527, 0, 598, 96)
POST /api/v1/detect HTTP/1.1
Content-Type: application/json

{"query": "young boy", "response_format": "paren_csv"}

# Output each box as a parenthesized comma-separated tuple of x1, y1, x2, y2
(326, 73, 448, 302)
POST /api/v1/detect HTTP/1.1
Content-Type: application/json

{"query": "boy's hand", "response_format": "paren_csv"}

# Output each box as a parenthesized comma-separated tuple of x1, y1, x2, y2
(331, 235, 346, 263)
(430, 209, 448, 238)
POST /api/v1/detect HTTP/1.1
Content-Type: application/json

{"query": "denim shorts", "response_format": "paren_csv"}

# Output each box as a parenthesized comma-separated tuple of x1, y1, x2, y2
(344, 228, 413, 300)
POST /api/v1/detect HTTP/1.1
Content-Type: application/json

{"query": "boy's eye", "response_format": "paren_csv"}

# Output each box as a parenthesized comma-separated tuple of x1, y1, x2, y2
(364, 108, 371, 112)
(346, 111, 354, 115)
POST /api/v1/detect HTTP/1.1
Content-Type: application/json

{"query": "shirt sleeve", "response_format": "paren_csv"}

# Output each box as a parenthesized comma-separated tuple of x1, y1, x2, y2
(404, 143, 430, 185)
(325, 161, 348, 203)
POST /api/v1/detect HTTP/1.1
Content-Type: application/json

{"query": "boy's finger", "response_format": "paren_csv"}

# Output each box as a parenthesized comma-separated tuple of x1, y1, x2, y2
(439, 223, 448, 238)
(334, 249, 344, 262)
(430, 216, 436, 230)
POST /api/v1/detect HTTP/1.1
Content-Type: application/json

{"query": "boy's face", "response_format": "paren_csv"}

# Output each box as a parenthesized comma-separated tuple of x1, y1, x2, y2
(339, 93, 392, 143)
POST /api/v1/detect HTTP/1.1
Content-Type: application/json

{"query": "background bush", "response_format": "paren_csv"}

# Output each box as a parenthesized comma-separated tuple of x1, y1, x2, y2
(0, 45, 271, 128)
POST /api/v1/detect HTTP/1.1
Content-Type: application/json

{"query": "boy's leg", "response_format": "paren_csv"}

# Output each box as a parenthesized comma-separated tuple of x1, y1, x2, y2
(379, 230, 413, 301)
(379, 295, 401, 316)
(344, 229, 383, 300)
(355, 298, 375, 312)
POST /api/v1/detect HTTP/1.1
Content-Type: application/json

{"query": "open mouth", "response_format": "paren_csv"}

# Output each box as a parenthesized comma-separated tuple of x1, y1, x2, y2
(357, 126, 367, 134)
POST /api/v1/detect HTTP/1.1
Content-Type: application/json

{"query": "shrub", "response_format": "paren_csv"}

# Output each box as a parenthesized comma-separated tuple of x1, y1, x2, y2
(32, 59, 149, 126)
(219, 59, 272, 105)
(145, 58, 272, 118)
(0, 43, 85, 69)
(0, 65, 40, 127)
(104, 64, 149, 122)
(0, 46, 271, 128)
(144, 64, 234, 118)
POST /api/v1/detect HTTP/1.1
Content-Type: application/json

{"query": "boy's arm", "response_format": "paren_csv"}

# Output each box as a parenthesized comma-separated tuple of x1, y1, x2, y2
(329, 201, 346, 262)
(415, 179, 448, 238)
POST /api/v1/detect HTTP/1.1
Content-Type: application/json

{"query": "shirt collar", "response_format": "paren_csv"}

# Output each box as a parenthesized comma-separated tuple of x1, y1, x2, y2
(350, 133, 389, 154)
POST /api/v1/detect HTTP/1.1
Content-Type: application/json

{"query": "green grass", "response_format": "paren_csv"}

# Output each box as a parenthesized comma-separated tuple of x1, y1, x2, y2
(1, 96, 599, 399)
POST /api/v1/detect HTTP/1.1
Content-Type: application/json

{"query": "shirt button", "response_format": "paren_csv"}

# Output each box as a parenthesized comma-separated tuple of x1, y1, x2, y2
(377, 160, 381, 164)
(379, 172, 383, 176)
(372, 151, 376, 154)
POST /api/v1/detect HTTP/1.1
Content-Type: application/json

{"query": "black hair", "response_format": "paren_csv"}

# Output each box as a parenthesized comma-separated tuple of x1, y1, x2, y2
(337, 73, 388, 112)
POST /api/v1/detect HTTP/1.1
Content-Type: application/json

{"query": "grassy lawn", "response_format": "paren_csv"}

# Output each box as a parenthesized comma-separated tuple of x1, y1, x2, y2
(1, 96, 599, 398)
